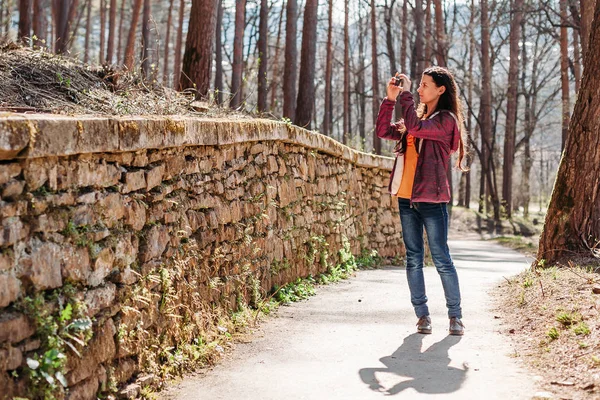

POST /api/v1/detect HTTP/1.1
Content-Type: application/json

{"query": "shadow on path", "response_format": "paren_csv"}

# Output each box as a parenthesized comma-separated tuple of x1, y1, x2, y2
(359, 333, 466, 396)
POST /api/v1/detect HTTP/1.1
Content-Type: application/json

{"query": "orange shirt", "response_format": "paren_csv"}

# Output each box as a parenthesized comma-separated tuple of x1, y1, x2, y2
(397, 134, 419, 199)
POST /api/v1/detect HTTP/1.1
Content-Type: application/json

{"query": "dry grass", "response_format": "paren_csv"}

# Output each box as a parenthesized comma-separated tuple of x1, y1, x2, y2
(494, 264, 600, 399)
(0, 43, 262, 119)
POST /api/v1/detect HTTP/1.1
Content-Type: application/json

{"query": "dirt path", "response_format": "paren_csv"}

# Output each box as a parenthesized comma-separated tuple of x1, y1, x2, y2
(163, 239, 541, 399)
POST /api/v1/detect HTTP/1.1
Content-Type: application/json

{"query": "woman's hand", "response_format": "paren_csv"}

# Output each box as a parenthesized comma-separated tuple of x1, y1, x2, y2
(386, 73, 412, 101)
(397, 73, 412, 93)
(386, 76, 401, 101)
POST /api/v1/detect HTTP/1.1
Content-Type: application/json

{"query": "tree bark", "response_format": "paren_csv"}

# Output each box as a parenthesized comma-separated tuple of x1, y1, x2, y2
(269, 2, 285, 111)
(343, 0, 350, 144)
(141, 0, 150, 78)
(502, 0, 523, 218)
(106, 0, 117, 63)
(433, 0, 446, 66)
(414, 0, 424, 81)
(384, 0, 397, 75)
(32, 0, 47, 47)
(572, 24, 581, 92)
(323, 0, 333, 136)
(100, 0, 106, 63)
(580, 0, 595, 57)
(124, 0, 143, 70)
(294, 0, 319, 129)
(53, 0, 78, 54)
(230, 0, 246, 108)
(84, 0, 91, 62)
(400, 0, 408, 72)
(257, 0, 268, 112)
(283, 0, 298, 120)
(180, 0, 218, 98)
(538, 0, 600, 264)
(173, 0, 185, 89)
(18, 0, 32, 44)
(215, 0, 224, 104)
(117, 0, 126, 65)
(424, 0, 432, 64)
(357, 11, 366, 145)
(559, 0, 571, 150)
(371, 0, 381, 154)
(163, 0, 175, 84)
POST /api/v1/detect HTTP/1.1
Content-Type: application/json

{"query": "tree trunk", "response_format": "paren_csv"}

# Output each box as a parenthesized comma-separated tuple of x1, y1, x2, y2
(538, 0, 600, 264)
(141, 0, 150, 78)
(180, 0, 218, 98)
(480, 0, 500, 223)
(257, 0, 268, 112)
(502, 0, 523, 218)
(400, 0, 408, 72)
(215, 0, 224, 104)
(163, 0, 175, 84)
(283, 0, 298, 120)
(343, 0, 350, 144)
(559, 0, 571, 150)
(100, 0, 106, 63)
(173, 0, 185, 89)
(53, 0, 78, 54)
(84, 0, 91, 62)
(124, 0, 143, 70)
(424, 0, 431, 64)
(580, 0, 595, 57)
(294, 0, 319, 129)
(371, 0, 381, 154)
(414, 0, 424, 81)
(18, 0, 32, 45)
(117, 0, 126, 65)
(572, 24, 581, 93)
(433, 0, 446, 66)
(323, 0, 333, 136)
(269, 2, 285, 111)
(32, 0, 47, 47)
(384, 0, 396, 75)
(230, 0, 246, 108)
(106, 0, 117, 63)
(357, 12, 366, 146)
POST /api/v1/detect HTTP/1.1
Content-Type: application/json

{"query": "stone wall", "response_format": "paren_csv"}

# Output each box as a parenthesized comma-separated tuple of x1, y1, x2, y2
(0, 115, 402, 399)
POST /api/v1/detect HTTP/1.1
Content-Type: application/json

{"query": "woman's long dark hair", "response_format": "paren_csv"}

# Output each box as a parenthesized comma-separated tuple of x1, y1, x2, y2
(417, 66, 469, 171)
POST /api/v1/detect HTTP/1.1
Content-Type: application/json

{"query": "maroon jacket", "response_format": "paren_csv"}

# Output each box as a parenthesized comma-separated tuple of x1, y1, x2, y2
(376, 91, 460, 203)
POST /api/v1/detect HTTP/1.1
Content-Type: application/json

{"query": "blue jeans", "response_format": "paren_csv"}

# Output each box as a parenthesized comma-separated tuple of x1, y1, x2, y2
(398, 198, 462, 319)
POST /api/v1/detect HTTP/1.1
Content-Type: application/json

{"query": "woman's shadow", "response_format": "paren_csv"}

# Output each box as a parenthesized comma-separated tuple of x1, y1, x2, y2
(359, 333, 466, 395)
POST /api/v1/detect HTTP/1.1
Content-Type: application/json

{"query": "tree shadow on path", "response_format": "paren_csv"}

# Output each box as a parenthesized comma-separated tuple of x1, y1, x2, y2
(359, 333, 466, 396)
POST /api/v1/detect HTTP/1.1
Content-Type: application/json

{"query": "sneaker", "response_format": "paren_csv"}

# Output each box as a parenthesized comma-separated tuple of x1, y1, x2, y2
(449, 317, 464, 336)
(416, 316, 432, 334)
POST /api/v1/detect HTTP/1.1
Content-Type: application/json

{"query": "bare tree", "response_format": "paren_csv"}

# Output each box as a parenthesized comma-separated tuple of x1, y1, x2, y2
(537, 0, 600, 265)
(502, 0, 523, 218)
(84, 0, 91, 62)
(323, 0, 333, 135)
(283, 0, 298, 120)
(124, 0, 143, 69)
(117, 0, 126, 65)
(163, 0, 175, 84)
(257, 0, 268, 111)
(99, 0, 106, 62)
(53, 0, 78, 54)
(371, 0, 381, 154)
(343, 0, 350, 144)
(230, 0, 246, 108)
(269, 3, 285, 111)
(215, 0, 224, 103)
(18, 0, 32, 44)
(106, 0, 117, 63)
(180, 0, 219, 98)
(141, 0, 150, 77)
(294, 0, 319, 128)
(559, 0, 570, 149)
(32, 0, 47, 47)
(173, 0, 185, 89)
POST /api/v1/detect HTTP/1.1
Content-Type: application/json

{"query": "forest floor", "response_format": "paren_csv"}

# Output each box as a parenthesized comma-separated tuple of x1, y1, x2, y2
(455, 208, 600, 400)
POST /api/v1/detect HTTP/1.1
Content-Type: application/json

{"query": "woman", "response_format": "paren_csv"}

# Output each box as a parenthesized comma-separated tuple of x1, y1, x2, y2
(376, 66, 468, 336)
